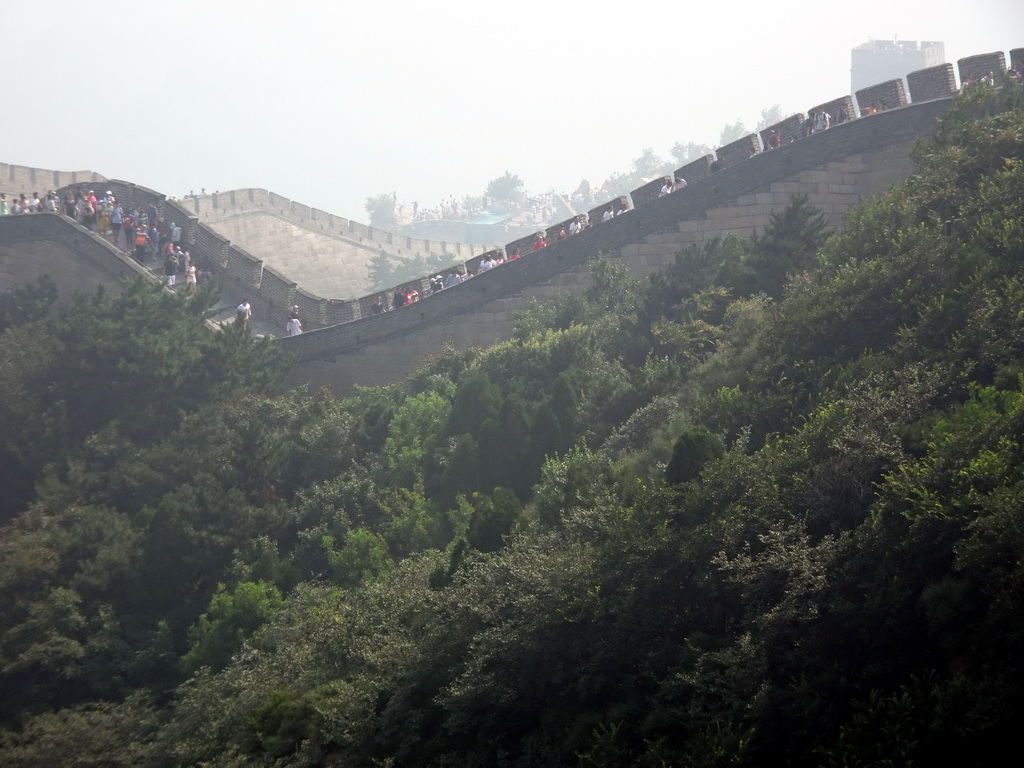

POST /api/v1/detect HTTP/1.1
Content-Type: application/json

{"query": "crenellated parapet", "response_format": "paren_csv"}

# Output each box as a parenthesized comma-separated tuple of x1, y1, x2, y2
(279, 94, 958, 394)
(3, 46, 1021, 392)
(958, 51, 1006, 83)
(809, 96, 855, 125)
(906, 63, 958, 102)
(675, 155, 714, 186)
(856, 78, 908, 114)
(630, 176, 672, 209)
(186, 187, 494, 263)
(760, 115, 805, 149)
(0, 163, 104, 199)
(716, 134, 762, 169)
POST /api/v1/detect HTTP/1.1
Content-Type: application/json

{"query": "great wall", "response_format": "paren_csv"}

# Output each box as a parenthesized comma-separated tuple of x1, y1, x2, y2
(1, 49, 1021, 394)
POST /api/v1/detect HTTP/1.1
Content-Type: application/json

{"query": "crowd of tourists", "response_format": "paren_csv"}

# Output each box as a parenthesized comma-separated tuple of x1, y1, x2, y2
(0, 187, 212, 290)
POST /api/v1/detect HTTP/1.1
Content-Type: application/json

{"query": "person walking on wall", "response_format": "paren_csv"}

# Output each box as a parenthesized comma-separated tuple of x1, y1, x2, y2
(237, 300, 252, 330)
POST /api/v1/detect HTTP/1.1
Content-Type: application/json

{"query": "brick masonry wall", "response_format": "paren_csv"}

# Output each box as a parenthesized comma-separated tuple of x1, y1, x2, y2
(466, 248, 506, 274)
(192, 224, 232, 269)
(0, 213, 161, 298)
(631, 176, 672, 209)
(258, 266, 297, 324)
(809, 96, 855, 125)
(294, 288, 329, 328)
(907, 63, 957, 102)
(958, 51, 1006, 83)
(163, 199, 201, 245)
(280, 97, 953, 393)
(1, 163, 104, 200)
(761, 115, 806, 150)
(587, 196, 629, 226)
(225, 245, 263, 290)
(675, 155, 714, 185)
(190, 187, 495, 260)
(323, 298, 358, 326)
(4, 47, 1020, 395)
(716, 134, 762, 168)
(505, 232, 543, 259)
(856, 78, 908, 113)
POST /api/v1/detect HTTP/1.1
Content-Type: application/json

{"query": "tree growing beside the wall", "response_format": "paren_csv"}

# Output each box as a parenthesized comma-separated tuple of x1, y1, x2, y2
(365, 193, 397, 230)
(485, 171, 525, 204)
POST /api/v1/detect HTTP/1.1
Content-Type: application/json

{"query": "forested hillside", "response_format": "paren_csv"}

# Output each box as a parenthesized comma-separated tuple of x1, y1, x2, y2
(1, 81, 1023, 767)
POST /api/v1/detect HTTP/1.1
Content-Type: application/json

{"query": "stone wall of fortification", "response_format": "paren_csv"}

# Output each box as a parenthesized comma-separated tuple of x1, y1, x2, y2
(1, 163, 105, 200)
(0, 213, 158, 298)
(3, 46, 1020, 395)
(716, 134, 762, 168)
(281, 95, 954, 392)
(187, 187, 494, 262)
(856, 78, 908, 113)
(907, 64, 958, 102)
(958, 51, 1006, 83)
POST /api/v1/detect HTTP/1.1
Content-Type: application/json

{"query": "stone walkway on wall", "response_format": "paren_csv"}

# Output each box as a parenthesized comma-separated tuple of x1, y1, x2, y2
(125, 243, 283, 339)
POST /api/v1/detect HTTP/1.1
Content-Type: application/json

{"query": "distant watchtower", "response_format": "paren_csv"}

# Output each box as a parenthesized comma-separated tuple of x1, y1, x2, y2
(851, 39, 946, 94)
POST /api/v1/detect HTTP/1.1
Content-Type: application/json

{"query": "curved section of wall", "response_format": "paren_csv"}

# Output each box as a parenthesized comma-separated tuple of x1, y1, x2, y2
(190, 188, 496, 300)
(4, 45, 1018, 394)
(0, 213, 159, 299)
(283, 97, 953, 393)
(204, 210, 382, 299)
(1, 163, 106, 200)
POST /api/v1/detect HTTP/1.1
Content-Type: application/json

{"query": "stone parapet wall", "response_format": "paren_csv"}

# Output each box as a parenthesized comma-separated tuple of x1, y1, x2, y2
(716, 134, 761, 168)
(761, 114, 805, 149)
(587, 196, 629, 226)
(324, 298, 357, 327)
(0, 213, 158, 298)
(193, 225, 231, 269)
(258, 266, 298, 325)
(163, 198, 201, 244)
(505, 231, 542, 258)
(856, 78, 908, 114)
(226, 247, 264, 292)
(4, 46, 1020, 393)
(279, 97, 953, 392)
(1, 163, 104, 199)
(907, 63, 957, 102)
(631, 176, 672, 209)
(675, 155, 714, 185)
(958, 51, 1006, 83)
(810, 96, 855, 125)
(188, 186, 493, 260)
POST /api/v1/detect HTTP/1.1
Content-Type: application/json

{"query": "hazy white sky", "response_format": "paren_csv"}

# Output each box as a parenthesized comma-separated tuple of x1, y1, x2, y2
(2, 1, 1018, 219)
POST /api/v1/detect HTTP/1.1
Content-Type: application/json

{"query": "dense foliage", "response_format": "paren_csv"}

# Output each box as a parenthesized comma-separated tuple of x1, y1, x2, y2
(1, 80, 1022, 766)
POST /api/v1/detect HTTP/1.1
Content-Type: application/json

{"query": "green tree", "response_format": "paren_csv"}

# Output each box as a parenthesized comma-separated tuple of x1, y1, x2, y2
(601, 148, 674, 196)
(745, 192, 832, 297)
(181, 581, 284, 675)
(665, 425, 725, 484)
(485, 171, 525, 203)
(465, 489, 523, 553)
(365, 192, 397, 230)
(719, 118, 748, 145)
(326, 528, 393, 587)
(0, 275, 57, 333)
(756, 104, 785, 131)
(382, 391, 452, 488)
(670, 140, 714, 166)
